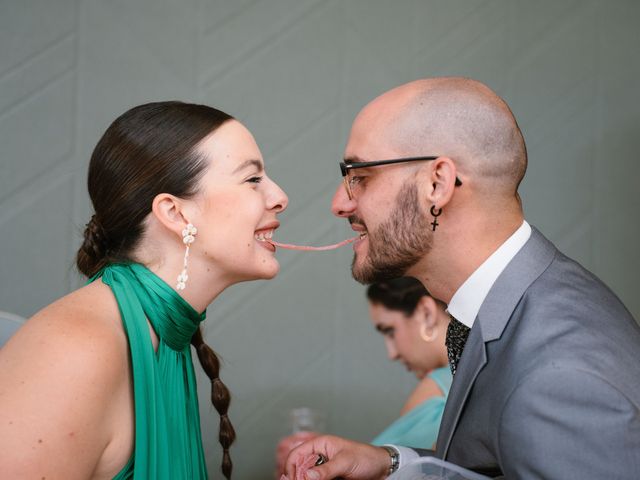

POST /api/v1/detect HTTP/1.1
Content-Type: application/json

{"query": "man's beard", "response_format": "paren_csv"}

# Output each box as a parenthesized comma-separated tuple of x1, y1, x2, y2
(351, 180, 432, 284)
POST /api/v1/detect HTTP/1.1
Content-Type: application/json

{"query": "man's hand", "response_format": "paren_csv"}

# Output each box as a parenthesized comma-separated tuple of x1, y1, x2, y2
(276, 431, 320, 477)
(283, 434, 391, 480)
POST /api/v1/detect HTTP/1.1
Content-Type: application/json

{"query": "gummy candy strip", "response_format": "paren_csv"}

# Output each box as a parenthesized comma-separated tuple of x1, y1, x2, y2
(267, 235, 359, 251)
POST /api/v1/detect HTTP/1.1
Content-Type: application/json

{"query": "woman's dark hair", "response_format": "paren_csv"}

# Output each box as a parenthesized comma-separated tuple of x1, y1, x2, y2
(76, 101, 236, 478)
(77, 101, 233, 275)
(366, 277, 443, 316)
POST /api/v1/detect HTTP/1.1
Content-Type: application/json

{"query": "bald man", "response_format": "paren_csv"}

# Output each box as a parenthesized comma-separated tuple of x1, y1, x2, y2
(284, 78, 640, 479)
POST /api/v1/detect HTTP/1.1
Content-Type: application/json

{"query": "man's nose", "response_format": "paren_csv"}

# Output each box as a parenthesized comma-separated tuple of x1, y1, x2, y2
(331, 184, 356, 218)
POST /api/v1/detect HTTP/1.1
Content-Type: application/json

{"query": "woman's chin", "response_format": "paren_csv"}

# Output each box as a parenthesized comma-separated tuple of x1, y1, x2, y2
(225, 257, 280, 284)
(415, 371, 427, 380)
(260, 261, 280, 279)
(244, 260, 280, 281)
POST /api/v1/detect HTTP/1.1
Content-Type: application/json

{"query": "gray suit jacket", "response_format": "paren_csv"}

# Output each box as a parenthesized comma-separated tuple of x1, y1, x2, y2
(428, 227, 640, 478)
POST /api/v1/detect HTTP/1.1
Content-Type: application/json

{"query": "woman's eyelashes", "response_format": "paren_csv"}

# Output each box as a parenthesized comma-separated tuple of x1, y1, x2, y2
(379, 326, 395, 339)
(246, 175, 263, 184)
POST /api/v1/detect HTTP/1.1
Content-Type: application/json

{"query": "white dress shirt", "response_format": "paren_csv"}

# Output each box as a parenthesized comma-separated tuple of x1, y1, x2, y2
(388, 221, 532, 469)
(447, 220, 531, 328)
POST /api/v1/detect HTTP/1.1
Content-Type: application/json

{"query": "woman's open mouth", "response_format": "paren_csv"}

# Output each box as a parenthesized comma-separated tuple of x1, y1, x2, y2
(254, 229, 274, 242)
(255, 228, 276, 251)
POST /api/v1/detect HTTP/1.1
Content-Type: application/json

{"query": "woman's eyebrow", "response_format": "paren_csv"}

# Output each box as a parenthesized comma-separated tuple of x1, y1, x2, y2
(233, 158, 263, 174)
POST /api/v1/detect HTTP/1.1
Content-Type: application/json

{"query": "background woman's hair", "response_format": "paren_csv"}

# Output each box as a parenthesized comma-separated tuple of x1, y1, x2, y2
(366, 277, 444, 316)
(76, 101, 236, 478)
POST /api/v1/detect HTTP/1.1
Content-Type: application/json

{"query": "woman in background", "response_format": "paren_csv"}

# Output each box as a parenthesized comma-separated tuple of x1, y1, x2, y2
(0, 102, 288, 479)
(275, 277, 451, 477)
(367, 277, 451, 449)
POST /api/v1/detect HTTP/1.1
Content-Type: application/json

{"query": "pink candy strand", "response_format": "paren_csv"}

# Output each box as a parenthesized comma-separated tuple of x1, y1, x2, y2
(267, 235, 359, 251)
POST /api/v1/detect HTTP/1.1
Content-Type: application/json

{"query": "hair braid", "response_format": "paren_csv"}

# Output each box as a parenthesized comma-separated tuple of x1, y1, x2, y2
(191, 328, 235, 479)
(77, 214, 110, 277)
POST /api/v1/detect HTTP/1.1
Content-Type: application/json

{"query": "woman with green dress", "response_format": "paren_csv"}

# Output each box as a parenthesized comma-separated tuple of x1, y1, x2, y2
(0, 102, 288, 479)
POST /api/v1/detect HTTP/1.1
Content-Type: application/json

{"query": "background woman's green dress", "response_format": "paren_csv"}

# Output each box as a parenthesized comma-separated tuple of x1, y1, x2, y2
(371, 366, 452, 449)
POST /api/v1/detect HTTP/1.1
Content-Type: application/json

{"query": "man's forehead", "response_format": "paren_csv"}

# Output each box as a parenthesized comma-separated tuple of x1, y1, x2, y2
(346, 98, 414, 160)
(343, 126, 405, 163)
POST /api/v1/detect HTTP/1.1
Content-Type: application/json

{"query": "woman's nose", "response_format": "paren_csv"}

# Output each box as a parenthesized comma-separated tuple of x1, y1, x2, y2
(385, 340, 400, 361)
(268, 178, 289, 213)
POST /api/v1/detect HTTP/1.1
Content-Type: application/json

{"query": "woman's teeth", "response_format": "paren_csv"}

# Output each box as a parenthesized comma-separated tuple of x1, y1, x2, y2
(359, 232, 368, 239)
(255, 230, 274, 242)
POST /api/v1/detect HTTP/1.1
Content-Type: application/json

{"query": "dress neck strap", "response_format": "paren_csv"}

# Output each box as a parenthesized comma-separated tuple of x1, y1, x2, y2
(96, 263, 205, 351)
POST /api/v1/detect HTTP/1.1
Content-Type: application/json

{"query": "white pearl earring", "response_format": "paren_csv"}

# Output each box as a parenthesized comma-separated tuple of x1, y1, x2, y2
(176, 223, 197, 290)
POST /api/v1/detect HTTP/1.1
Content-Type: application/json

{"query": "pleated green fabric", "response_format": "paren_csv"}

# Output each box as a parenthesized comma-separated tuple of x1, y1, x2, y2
(91, 263, 208, 480)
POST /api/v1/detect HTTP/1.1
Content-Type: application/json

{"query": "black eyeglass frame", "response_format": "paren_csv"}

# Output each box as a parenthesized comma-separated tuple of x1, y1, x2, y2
(339, 156, 462, 199)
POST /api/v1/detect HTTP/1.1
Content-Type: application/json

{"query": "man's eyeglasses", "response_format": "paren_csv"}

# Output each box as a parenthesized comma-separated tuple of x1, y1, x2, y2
(339, 156, 463, 200)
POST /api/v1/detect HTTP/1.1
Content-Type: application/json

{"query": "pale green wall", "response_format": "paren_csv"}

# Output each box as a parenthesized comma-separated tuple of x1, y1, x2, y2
(1, 1, 638, 478)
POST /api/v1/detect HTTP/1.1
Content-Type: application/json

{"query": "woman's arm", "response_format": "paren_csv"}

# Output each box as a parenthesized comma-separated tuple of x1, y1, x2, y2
(0, 295, 129, 479)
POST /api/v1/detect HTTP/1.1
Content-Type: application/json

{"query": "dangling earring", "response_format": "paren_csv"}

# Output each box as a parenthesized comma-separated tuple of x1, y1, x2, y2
(177, 223, 197, 290)
(430, 205, 442, 231)
(420, 324, 437, 342)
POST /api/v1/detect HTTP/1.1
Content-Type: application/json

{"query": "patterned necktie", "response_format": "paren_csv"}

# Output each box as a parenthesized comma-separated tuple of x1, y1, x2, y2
(445, 315, 471, 375)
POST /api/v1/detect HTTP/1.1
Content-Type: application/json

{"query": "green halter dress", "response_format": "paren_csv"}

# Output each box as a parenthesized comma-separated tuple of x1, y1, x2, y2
(93, 263, 209, 479)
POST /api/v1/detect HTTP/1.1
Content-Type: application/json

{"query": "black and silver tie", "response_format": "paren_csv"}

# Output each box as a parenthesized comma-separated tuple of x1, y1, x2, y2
(445, 315, 471, 375)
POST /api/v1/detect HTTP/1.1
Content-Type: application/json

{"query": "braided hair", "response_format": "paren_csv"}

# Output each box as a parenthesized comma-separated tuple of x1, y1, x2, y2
(78, 214, 110, 275)
(192, 328, 236, 478)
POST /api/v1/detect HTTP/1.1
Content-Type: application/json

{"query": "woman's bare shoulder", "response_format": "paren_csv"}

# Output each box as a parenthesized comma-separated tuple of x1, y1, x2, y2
(400, 375, 445, 415)
(0, 280, 130, 478)
(5, 280, 127, 363)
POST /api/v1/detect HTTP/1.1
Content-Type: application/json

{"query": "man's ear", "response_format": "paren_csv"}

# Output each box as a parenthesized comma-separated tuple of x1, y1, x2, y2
(151, 193, 190, 237)
(423, 156, 458, 209)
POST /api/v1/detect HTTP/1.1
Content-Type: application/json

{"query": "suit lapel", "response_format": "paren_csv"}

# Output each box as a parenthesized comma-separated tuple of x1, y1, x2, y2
(436, 227, 557, 458)
(437, 323, 487, 457)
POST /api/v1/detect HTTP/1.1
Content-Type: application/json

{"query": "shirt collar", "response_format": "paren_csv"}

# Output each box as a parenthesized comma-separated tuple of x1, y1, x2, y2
(447, 221, 531, 328)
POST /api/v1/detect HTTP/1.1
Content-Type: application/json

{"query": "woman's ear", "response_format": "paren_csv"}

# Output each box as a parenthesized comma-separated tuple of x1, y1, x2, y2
(415, 296, 441, 329)
(151, 193, 190, 237)
(415, 296, 442, 343)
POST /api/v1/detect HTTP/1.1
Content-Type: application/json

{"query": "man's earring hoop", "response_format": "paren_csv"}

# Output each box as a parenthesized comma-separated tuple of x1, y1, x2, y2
(177, 223, 197, 290)
(430, 206, 442, 231)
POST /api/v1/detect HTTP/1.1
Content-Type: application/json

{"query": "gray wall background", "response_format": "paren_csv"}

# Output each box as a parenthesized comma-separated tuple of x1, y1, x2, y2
(1, 1, 639, 478)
